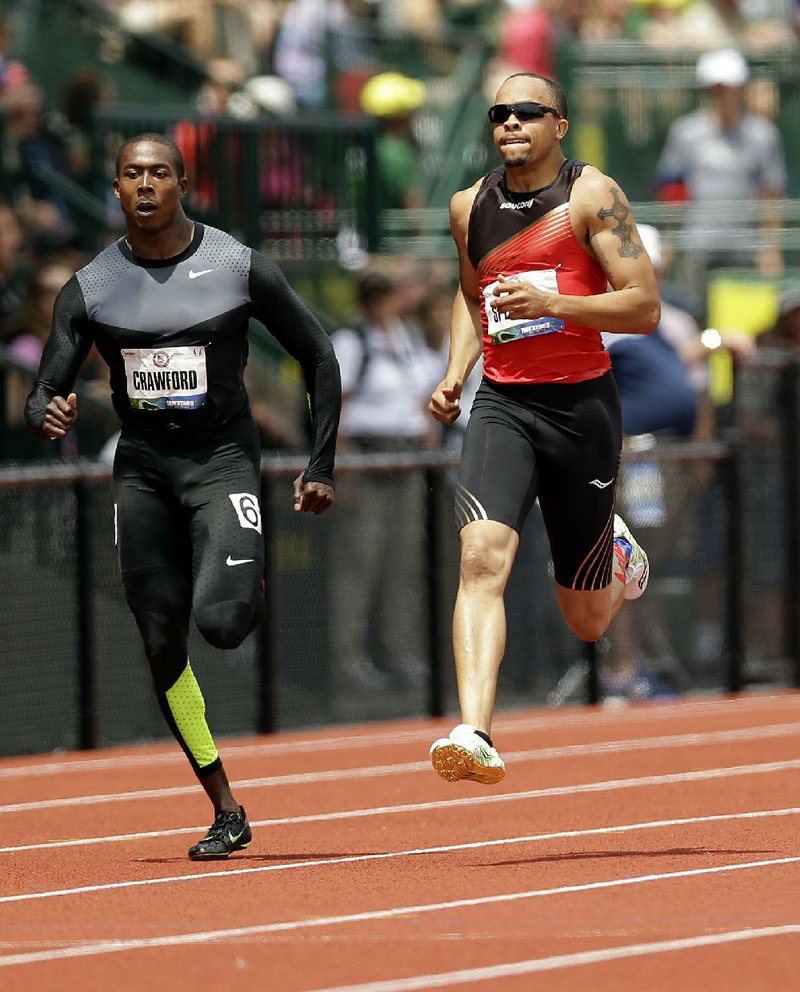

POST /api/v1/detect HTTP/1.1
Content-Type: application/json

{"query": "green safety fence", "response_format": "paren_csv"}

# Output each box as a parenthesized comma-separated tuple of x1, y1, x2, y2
(88, 105, 382, 259)
(6, 0, 206, 105)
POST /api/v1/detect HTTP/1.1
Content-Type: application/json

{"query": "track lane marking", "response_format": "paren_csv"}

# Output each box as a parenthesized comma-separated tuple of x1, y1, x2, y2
(0, 858, 799, 967)
(3, 724, 800, 814)
(2, 777, 800, 857)
(1, 693, 798, 779)
(1, 804, 799, 904)
(300, 926, 800, 991)
(2, 757, 800, 825)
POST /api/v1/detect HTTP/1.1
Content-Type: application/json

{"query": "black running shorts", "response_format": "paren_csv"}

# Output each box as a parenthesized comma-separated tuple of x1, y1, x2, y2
(113, 417, 265, 606)
(457, 372, 622, 590)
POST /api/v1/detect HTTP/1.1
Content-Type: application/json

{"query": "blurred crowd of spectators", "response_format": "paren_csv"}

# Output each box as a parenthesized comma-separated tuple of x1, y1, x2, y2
(103, 1, 800, 76)
(2, 2, 798, 227)
(2, 0, 800, 466)
(0, 9, 121, 403)
(0, 15, 104, 427)
(104, 1, 800, 102)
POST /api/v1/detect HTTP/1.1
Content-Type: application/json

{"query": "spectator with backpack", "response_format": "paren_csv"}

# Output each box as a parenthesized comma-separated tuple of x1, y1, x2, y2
(328, 269, 443, 702)
(332, 270, 441, 454)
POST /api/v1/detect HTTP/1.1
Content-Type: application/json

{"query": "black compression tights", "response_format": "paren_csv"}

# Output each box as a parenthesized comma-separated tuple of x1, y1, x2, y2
(124, 569, 259, 779)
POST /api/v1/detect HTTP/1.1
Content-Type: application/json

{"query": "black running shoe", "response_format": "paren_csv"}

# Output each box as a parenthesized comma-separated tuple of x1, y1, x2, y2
(188, 805, 252, 860)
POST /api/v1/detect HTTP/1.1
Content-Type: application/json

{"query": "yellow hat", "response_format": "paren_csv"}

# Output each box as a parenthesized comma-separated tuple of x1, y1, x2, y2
(360, 72, 427, 118)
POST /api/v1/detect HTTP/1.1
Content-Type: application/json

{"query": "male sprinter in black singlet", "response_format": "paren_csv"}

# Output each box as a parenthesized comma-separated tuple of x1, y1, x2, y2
(25, 134, 341, 858)
(428, 74, 661, 784)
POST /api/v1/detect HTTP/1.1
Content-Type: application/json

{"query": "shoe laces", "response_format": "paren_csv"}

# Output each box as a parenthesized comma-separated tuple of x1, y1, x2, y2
(205, 808, 243, 840)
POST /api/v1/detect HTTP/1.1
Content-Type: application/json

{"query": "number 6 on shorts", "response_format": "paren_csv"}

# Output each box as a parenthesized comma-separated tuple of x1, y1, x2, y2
(229, 493, 262, 534)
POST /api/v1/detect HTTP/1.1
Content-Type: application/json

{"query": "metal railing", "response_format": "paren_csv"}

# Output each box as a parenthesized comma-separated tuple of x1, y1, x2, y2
(87, 105, 382, 255)
(6, 427, 792, 758)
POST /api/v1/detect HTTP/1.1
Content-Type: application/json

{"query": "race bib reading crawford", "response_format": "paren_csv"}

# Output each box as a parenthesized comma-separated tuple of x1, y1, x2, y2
(123, 346, 208, 411)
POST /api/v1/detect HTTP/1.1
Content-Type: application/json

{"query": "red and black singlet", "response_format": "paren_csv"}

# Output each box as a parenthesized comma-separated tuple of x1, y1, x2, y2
(467, 160, 610, 384)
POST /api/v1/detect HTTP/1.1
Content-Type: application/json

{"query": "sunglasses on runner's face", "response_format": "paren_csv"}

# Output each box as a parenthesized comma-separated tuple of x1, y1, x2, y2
(487, 102, 559, 125)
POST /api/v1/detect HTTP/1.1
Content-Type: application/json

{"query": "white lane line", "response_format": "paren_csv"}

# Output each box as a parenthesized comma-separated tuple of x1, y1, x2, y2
(2, 755, 799, 859)
(3, 757, 800, 820)
(2, 803, 799, 905)
(4, 722, 800, 815)
(1, 857, 799, 967)
(2, 692, 797, 779)
(302, 926, 800, 992)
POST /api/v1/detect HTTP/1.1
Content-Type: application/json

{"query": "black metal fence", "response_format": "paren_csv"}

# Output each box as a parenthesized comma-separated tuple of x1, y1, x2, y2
(2, 411, 796, 760)
(0, 351, 118, 463)
(83, 105, 383, 258)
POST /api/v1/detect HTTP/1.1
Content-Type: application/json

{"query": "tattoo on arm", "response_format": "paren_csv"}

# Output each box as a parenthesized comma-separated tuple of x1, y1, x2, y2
(596, 188, 642, 259)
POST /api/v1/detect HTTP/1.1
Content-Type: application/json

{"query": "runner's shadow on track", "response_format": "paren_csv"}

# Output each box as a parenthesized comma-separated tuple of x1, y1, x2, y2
(477, 847, 775, 867)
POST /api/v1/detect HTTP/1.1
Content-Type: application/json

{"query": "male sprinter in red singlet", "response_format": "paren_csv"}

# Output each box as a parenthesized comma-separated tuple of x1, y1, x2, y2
(428, 73, 660, 784)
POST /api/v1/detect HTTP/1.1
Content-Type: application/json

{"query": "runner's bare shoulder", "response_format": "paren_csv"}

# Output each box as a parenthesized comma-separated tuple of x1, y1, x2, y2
(449, 178, 483, 235)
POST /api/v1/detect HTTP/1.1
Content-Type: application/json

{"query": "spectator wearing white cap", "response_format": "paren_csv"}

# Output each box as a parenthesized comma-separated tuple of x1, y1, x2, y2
(656, 47, 787, 316)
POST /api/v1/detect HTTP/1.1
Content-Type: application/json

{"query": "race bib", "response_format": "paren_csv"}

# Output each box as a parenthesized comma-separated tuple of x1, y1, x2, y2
(484, 268, 565, 344)
(122, 346, 208, 411)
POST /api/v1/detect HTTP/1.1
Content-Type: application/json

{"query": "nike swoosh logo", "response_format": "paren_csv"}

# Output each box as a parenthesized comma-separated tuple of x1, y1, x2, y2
(188, 268, 214, 279)
(589, 478, 615, 489)
(227, 828, 245, 845)
(226, 556, 255, 566)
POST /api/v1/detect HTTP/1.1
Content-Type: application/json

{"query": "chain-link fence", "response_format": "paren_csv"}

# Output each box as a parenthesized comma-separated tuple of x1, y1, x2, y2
(4, 409, 796, 759)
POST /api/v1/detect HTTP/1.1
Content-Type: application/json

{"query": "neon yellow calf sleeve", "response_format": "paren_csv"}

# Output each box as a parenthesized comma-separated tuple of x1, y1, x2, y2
(165, 661, 219, 770)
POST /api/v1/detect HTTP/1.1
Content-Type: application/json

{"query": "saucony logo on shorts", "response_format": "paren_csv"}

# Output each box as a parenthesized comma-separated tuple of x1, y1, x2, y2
(188, 268, 214, 279)
(226, 556, 254, 566)
(589, 478, 615, 489)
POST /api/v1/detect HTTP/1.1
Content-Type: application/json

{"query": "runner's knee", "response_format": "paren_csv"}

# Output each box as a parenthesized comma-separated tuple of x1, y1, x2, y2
(562, 602, 612, 642)
(132, 611, 188, 690)
(123, 572, 191, 688)
(459, 534, 514, 587)
(194, 600, 261, 649)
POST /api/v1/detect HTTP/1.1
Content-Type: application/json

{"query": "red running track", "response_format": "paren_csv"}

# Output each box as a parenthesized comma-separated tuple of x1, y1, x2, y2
(1, 691, 799, 991)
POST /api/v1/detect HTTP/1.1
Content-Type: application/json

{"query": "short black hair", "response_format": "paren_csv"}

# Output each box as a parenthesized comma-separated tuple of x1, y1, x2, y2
(503, 73, 568, 118)
(115, 133, 186, 178)
(358, 271, 394, 304)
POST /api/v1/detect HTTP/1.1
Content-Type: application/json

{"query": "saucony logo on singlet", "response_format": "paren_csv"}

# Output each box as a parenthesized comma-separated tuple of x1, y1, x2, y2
(188, 268, 214, 279)
(589, 478, 615, 489)
(226, 556, 255, 566)
(500, 198, 536, 210)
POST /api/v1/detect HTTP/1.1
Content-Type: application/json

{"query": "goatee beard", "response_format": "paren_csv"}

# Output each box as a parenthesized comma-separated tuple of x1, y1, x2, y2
(504, 151, 530, 168)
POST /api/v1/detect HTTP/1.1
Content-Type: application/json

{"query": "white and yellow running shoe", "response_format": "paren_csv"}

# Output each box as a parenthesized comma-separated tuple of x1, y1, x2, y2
(613, 513, 650, 600)
(430, 724, 506, 784)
